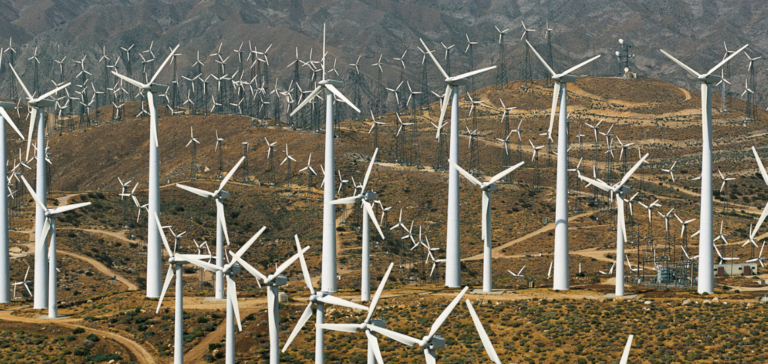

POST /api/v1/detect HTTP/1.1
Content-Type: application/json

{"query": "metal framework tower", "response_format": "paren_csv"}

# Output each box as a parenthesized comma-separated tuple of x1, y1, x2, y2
(615, 39, 634, 76)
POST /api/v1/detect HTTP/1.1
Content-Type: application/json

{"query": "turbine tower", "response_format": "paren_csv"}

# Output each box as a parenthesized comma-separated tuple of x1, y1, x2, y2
(9, 65, 70, 309)
(420, 38, 496, 287)
(450, 160, 524, 292)
(578, 154, 648, 296)
(111, 45, 180, 298)
(0, 104, 24, 304)
(659, 43, 747, 294)
(525, 40, 600, 291)
(288, 24, 360, 364)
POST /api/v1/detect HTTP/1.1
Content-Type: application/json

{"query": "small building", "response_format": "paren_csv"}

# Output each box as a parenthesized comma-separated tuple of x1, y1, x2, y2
(714, 262, 758, 277)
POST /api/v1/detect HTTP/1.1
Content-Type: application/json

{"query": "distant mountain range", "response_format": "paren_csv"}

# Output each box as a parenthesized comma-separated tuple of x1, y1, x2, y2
(1, 0, 766, 108)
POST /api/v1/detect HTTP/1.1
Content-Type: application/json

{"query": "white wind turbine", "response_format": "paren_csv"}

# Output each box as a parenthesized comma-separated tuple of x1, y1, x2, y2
(154, 216, 211, 364)
(525, 39, 601, 291)
(282, 237, 370, 356)
(328, 149, 385, 301)
(286, 24, 360, 364)
(661, 161, 677, 182)
(420, 38, 496, 288)
(181, 225, 267, 364)
(229, 235, 309, 364)
(21, 176, 90, 318)
(366, 286, 469, 363)
(11, 265, 32, 300)
(0, 104, 24, 304)
(318, 262, 394, 364)
(747, 238, 766, 268)
(175, 156, 245, 299)
(508, 266, 526, 278)
(675, 214, 696, 238)
(578, 153, 649, 296)
(660, 42, 747, 293)
(450, 159, 524, 292)
(9, 65, 70, 309)
(110, 44, 179, 299)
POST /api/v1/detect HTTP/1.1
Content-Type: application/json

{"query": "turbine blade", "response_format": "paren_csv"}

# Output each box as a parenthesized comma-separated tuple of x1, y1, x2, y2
(219, 156, 246, 191)
(326, 84, 360, 113)
(176, 183, 214, 198)
(366, 330, 385, 364)
(448, 66, 497, 82)
(559, 55, 601, 77)
(466, 300, 501, 364)
(317, 294, 369, 311)
(426, 286, 469, 341)
(156, 265, 174, 313)
(217, 200, 231, 246)
(227, 276, 242, 331)
(290, 86, 322, 116)
(449, 159, 482, 186)
(361, 148, 379, 192)
(149, 44, 180, 85)
(366, 262, 394, 322)
(659, 49, 702, 78)
(488, 161, 525, 185)
(282, 303, 314, 352)
(368, 325, 421, 347)
(524, 40, 556, 76)
(620, 335, 634, 364)
(153, 212, 174, 257)
(419, 39, 448, 79)
(295, 235, 315, 295)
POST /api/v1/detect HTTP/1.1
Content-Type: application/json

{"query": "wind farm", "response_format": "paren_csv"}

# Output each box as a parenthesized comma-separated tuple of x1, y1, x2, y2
(3, 1, 768, 363)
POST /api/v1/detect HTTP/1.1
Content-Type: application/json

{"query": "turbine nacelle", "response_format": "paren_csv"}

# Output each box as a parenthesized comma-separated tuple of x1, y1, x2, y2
(551, 74, 577, 83)
(318, 79, 343, 87)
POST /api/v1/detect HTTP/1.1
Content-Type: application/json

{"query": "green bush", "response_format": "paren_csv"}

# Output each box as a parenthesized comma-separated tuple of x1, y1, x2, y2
(72, 327, 85, 335)
(85, 333, 100, 342)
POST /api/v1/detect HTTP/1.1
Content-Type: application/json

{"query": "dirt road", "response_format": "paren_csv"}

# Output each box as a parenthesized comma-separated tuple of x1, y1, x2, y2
(463, 210, 595, 261)
(0, 309, 155, 363)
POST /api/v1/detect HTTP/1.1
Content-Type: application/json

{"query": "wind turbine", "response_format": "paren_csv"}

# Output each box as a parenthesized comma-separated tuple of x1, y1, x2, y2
(175, 157, 244, 299)
(450, 159, 524, 292)
(110, 44, 179, 298)
(328, 149, 385, 301)
(9, 64, 71, 309)
(154, 216, 211, 364)
(420, 38, 496, 288)
(0, 104, 23, 304)
(21, 176, 91, 317)
(366, 286, 469, 363)
(507, 266, 526, 278)
(525, 40, 600, 291)
(286, 24, 360, 364)
(578, 153, 649, 296)
(282, 236, 370, 358)
(11, 265, 31, 300)
(318, 262, 394, 364)
(659, 42, 747, 293)
(229, 235, 309, 364)
(181, 225, 267, 364)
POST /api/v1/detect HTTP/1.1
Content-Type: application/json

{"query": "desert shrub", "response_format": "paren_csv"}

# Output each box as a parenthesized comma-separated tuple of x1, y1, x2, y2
(72, 327, 85, 335)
